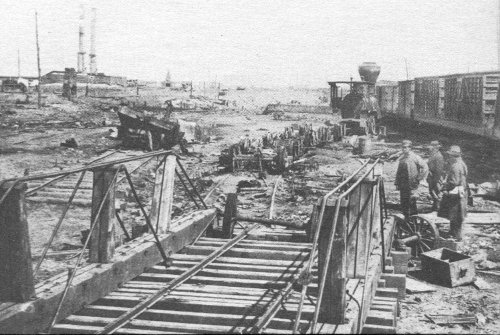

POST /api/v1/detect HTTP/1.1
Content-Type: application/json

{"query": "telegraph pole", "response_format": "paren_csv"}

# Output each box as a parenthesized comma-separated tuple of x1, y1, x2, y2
(17, 49, 21, 78)
(35, 12, 42, 108)
(404, 58, 409, 80)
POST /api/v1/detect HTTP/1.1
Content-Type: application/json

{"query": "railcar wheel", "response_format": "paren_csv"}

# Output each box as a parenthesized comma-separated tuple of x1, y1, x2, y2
(396, 215, 440, 257)
(222, 193, 237, 238)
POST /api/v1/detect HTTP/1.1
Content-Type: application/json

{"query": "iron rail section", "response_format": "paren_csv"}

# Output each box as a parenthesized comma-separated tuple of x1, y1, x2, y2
(26, 150, 118, 196)
(97, 223, 261, 334)
(176, 156, 207, 209)
(46, 164, 174, 333)
(292, 160, 371, 333)
(33, 170, 87, 277)
(47, 166, 122, 333)
(0, 150, 172, 207)
(122, 168, 171, 264)
(309, 159, 380, 334)
(175, 169, 201, 209)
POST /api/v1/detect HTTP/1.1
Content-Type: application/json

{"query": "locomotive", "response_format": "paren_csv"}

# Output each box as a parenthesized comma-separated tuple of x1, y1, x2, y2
(328, 62, 381, 135)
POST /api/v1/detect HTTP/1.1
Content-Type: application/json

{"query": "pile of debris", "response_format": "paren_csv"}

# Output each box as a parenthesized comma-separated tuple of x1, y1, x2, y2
(218, 123, 346, 174)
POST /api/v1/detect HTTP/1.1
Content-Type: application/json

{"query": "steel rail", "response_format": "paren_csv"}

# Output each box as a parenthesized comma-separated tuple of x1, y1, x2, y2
(122, 168, 171, 266)
(26, 150, 118, 196)
(1, 150, 172, 184)
(0, 150, 172, 207)
(292, 160, 371, 334)
(176, 157, 207, 209)
(175, 169, 201, 209)
(33, 171, 87, 278)
(97, 223, 260, 334)
(47, 166, 122, 333)
(252, 252, 318, 334)
(309, 159, 380, 334)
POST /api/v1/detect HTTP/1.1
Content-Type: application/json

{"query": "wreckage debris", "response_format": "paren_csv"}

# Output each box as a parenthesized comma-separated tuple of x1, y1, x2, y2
(218, 123, 346, 174)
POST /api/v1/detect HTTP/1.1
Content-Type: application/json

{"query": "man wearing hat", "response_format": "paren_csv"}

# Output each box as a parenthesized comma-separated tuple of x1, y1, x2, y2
(427, 141, 445, 211)
(439, 145, 468, 240)
(395, 140, 428, 218)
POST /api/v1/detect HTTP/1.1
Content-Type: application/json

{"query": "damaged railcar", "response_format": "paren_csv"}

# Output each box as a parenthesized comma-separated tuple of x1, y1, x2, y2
(117, 106, 186, 151)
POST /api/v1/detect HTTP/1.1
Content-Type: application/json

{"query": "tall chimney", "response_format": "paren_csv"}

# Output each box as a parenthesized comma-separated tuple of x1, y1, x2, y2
(89, 8, 97, 74)
(77, 5, 86, 73)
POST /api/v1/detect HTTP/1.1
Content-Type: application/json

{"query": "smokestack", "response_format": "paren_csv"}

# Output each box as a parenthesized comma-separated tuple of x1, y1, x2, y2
(77, 5, 86, 73)
(89, 8, 97, 74)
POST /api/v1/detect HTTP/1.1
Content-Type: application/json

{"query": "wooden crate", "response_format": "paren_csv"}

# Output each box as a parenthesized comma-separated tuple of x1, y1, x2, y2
(421, 248, 475, 287)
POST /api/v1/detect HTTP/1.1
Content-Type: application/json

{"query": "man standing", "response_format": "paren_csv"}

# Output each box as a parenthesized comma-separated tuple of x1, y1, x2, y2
(395, 140, 428, 218)
(439, 145, 468, 241)
(427, 140, 445, 211)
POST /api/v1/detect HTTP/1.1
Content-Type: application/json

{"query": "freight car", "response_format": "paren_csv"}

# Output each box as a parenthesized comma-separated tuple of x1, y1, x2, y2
(378, 71, 500, 139)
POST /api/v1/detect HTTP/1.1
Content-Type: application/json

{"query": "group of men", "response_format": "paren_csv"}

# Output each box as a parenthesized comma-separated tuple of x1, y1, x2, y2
(395, 140, 468, 240)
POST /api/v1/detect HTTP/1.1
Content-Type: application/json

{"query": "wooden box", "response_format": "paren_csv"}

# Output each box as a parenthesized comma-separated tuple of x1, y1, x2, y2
(421, 248, 475, 287)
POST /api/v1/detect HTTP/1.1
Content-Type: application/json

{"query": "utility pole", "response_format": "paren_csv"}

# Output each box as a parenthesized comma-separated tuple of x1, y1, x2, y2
(35, 12, 42, 109)
(404, 58, 409, 80)
(498, 0, 500, 71)
(17, 49, 21, 78)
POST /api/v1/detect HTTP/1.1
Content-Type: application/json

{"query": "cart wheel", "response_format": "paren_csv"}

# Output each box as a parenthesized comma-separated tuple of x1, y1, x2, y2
(222, 193, 237, 238)
(397, 215, 439, 257)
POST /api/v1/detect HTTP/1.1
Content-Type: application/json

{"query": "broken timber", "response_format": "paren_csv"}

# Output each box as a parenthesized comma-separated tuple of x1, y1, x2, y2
(0, 209, 216, 333)
(1, 156, 401, 334)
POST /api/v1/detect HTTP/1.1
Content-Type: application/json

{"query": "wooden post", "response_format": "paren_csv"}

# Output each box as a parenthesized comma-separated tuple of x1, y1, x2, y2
(317, 198, 348, 323)
(0, 182, 35, 302)
(35, 12, 42, 109)
(90, 166, 117, 263)
(151, 155, 177, 234)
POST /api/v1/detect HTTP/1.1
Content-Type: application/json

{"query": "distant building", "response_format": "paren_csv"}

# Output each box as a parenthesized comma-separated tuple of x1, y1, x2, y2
(42, 70, 127, 86)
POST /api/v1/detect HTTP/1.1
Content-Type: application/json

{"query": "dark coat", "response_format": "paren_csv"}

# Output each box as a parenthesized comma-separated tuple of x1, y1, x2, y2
(395, 151, 428, 191)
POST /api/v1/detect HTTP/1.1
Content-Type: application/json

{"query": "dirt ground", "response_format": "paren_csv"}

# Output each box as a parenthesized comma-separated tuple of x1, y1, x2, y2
(1, 85, 500, 333)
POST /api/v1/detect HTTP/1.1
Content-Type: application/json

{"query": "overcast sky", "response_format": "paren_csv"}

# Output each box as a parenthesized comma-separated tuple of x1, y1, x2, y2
(0, 0, 498, 87)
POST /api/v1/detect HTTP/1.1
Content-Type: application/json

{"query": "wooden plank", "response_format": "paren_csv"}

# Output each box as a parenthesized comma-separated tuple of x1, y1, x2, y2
(0, 209, 216, 334)
(152, 261, 317, 274)
(90, 166, 117, 263)
(425, 313, 476, 325)
(317, 203, 347, 323)
(169, 253, 307, 267)
(181, 245, 308, 261)
(198, 236, 312, 247)
(141, 267, 302, 281)
(0, 182, 35, 302)
(193, 240, 310, 251)
(91, 295, 316, 318)
(155, 155, 176, 234)
(405, 277, 437, 293)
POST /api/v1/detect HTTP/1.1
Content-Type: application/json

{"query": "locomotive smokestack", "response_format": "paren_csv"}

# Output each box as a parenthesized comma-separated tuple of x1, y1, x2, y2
(77, 5, 86, 73)
(358, 62, 380, 84)
(89, 8, 97, 74)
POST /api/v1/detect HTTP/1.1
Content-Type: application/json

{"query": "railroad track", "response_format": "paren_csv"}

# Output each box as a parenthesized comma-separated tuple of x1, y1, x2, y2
(50, 227, 319, 334)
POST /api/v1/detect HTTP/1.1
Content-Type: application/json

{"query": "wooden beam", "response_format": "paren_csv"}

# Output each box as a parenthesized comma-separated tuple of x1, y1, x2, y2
(0, 209, 216, 334)
(181, 245, 308, 260)
(317, 202, 347, 323)
(0, 182, 35, 302)
(90, 166, 117, 263)
(151, 155, 177, 234)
